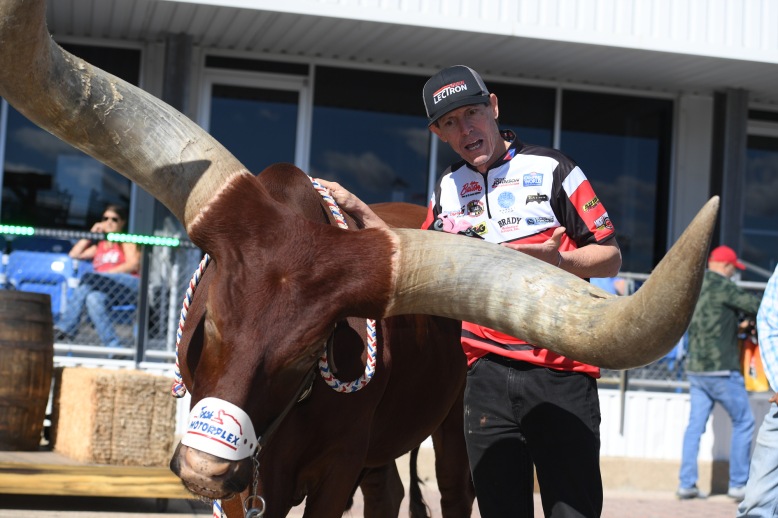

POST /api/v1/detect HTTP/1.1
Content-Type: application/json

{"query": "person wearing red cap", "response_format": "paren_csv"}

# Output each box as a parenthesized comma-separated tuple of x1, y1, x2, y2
(678, 245, 762, 502)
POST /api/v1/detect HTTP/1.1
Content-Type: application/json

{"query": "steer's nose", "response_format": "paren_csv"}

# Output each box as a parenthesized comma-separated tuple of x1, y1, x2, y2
(170, 442, 253, 499)
(185, 443, 232, 477)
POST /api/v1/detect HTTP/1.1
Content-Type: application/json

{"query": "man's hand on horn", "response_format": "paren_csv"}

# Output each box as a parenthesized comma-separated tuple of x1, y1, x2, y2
(501, 227, 566, 268)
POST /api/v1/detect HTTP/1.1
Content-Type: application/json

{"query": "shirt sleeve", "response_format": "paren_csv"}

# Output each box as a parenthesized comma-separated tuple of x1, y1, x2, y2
(421, 199, 437, 230)
(553, 163, 616, 248)
(757, 267, 778, 391)
(421, 172, 446, 230)
(724, 282, 762, 316)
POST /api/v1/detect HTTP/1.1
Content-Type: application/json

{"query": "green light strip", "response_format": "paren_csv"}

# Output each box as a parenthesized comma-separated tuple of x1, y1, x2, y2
(107, 233, 180, 247)
(0, 225, 35, 236)
(0, 225, 191, 248)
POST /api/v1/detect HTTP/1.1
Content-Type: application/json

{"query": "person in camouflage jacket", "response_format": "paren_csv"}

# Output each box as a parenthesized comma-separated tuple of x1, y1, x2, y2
(678, 245, 762, 502)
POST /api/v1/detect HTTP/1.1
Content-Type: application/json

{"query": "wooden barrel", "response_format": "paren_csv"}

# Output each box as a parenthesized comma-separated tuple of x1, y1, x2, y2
(0, 291, 54, 450)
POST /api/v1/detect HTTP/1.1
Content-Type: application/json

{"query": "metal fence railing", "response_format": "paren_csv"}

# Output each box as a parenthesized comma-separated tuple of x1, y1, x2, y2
(0, 232, 202, 370)
(597, 271, 768, 393)
(1, 232, 770, 390)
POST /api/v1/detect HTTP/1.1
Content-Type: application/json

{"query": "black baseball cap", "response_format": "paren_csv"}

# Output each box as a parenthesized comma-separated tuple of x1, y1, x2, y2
(422, 65, 491, 125)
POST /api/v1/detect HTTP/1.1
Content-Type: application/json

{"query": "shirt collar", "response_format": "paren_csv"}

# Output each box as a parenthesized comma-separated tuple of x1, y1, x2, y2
(465, 129, 520, 173)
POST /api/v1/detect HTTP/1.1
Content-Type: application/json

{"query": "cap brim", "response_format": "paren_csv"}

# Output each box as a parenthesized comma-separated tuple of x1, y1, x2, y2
(428, 95, 490, 125)
(734, 260, 746, 270)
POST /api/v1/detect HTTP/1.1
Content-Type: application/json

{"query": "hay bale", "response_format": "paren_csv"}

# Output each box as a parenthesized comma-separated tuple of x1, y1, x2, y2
(51, 367, 176, 466)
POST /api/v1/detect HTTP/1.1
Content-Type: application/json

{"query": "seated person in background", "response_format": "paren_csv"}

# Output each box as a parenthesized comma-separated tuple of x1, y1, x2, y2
(54, 204, 140, 350)
(590, 275, 627, 295)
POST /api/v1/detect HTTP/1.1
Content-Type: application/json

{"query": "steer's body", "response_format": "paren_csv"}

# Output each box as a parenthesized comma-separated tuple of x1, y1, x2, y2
(175, 165, 473, 517)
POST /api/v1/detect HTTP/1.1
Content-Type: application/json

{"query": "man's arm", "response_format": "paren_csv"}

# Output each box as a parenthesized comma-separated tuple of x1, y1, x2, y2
(726, 282, 762, 317)
(502, 232, 622, 278)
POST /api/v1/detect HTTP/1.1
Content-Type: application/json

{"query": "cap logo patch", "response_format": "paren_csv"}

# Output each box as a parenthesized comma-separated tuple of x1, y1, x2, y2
(433, 81, 468, 104)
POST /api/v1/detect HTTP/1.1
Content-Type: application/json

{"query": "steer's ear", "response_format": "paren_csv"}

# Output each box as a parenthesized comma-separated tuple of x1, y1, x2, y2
(383, 196, 719, 370)
(0, 0, 250, 235)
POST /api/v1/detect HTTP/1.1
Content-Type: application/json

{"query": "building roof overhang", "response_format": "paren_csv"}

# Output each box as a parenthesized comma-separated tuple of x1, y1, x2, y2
(46, 0, 778, 106)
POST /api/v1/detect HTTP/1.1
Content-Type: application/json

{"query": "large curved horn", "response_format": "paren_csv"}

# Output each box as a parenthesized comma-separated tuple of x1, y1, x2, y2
(0, 0, 247, 231)
(384, 197, 719, 370)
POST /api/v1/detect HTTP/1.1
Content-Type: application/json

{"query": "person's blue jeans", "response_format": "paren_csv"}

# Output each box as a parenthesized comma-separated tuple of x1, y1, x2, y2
(679, 372, 755, 490)
(737, 401, 778, 517)
(56, 272, 139, 348)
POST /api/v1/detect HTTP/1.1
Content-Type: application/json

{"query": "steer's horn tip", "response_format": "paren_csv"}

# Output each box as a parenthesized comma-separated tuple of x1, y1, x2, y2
(695, 195, 720, 247)
(704, 195, 720, 215)
(611, 195, 719, 370)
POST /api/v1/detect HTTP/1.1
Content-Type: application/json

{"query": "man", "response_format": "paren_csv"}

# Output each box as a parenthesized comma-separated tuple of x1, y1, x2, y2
(322, 65, 621, 517)
(678, 245, 761, 501)
(737, 264, 778, 517)
(421, 65, 621, 518)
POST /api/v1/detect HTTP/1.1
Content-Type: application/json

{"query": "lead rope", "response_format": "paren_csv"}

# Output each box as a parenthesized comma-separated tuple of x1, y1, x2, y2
(170, 178, 377, 518)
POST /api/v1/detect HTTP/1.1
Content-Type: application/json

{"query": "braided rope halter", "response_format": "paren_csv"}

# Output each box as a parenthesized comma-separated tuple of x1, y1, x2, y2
(171, 253, 210, 398)
(309, 176, 378, 393)
(170, 176, 378, 517)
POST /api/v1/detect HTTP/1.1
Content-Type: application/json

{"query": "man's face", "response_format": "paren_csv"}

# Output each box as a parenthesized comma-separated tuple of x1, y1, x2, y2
(430, 93, 503, 172)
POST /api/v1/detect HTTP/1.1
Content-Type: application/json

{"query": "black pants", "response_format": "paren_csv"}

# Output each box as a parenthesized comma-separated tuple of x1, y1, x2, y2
(464, 354, 603, 518)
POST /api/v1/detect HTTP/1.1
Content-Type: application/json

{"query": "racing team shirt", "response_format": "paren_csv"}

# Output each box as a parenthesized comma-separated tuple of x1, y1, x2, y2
(421, 130, 617, 377)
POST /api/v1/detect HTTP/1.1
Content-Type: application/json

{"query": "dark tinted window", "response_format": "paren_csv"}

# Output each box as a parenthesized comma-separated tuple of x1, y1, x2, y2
(2, 44, 140, 229)
(561, 91, 673, 273)
(742, 134, 778, 277)
(209, 84, 299, 174)
(310, 67, 430, 206)
(61, 44, 141, 85)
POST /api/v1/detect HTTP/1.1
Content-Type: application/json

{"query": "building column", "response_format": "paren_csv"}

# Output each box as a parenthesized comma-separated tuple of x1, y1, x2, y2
(710, 88, 749, 251)
(162, 33, 193, 114)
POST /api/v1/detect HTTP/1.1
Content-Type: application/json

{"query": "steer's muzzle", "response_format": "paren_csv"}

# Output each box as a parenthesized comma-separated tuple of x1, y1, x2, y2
(170, 442, 253, 499)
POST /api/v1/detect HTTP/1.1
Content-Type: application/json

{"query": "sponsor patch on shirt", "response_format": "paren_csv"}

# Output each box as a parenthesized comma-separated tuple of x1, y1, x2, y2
(467, 200, 484, 217)
(594, 213, 614, 231)
(526, 193, 548, 204)
(522, 172, 543, 187)
(498, 191, 515, 209)
(492, 177, 523, 189)
(582, 196, 600, 212)
(472, 222, 488, 236)
(460, 181, 482, 198)
(497, 216, 522, 232)
(526, 216, 555, 225)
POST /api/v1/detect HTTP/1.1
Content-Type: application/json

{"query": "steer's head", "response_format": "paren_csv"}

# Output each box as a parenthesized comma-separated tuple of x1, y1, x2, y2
(166, 166, 400, 498)
(0, 0, 720, 501)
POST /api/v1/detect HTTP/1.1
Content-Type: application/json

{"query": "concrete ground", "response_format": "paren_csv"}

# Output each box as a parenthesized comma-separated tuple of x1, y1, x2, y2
(1, 449, 742, 517)
(0, 487, 743, 518)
